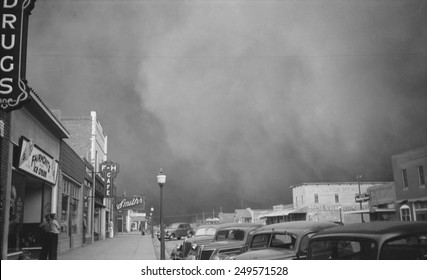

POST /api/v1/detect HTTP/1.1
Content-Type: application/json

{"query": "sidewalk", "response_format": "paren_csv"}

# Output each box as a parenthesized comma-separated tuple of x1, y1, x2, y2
(58, 231, 157, 260)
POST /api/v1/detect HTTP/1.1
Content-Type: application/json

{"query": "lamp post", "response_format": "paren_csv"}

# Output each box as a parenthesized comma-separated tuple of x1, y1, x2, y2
(157, 169, 166, 260)
(150, 207, 154, 238)
(356, 175, 365, 223)
(338, 205, 343, 225)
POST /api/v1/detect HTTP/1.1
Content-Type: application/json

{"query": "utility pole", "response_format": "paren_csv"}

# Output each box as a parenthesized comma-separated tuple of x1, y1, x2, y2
(356, 175, 365, 223)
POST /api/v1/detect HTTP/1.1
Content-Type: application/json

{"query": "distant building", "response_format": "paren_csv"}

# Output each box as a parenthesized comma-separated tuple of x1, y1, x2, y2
(234, 209, 252, 223)
(392, 146, 427, 221)
(366, 182, 396, 221)
(291, 182, 393, 224)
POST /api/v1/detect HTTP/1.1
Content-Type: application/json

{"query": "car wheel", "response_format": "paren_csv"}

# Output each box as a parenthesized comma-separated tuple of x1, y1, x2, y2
(169, 234, 175, 240)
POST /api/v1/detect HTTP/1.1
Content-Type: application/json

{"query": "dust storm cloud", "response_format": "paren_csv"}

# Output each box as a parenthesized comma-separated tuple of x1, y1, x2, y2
(27, 1, 426, 221)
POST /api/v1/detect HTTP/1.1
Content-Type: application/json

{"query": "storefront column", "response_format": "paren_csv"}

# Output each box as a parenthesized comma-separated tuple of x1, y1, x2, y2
(1, 140, 13, 260)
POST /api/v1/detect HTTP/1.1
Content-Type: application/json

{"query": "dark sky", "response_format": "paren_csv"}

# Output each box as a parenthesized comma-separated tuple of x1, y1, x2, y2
(26, 0, 426, 223)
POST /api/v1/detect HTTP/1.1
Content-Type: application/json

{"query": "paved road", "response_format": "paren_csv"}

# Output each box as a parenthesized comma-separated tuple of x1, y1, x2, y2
(58, 232, 157, 260)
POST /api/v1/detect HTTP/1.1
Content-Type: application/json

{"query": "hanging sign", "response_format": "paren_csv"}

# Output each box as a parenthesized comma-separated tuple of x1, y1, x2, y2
(100, 160, 119, 197)
(1, 0, 37, 112)
(18, 137, 58, 185)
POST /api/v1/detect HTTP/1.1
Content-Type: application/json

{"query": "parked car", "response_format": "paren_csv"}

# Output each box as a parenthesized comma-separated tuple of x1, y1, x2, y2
(172, 223, 261, 259)
(307, 221, 427, 260)
(156, 223, 193, 241)
(197, 224, 264, 260)
(229, 221, 338, 260)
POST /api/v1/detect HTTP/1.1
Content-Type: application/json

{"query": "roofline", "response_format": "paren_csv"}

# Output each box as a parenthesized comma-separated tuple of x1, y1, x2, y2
(290, 181, 394, 189)
(28, 88, 70, 138)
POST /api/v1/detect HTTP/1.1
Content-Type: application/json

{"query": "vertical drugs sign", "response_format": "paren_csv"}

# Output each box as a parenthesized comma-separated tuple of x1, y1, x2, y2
(1, 0, 36, 112)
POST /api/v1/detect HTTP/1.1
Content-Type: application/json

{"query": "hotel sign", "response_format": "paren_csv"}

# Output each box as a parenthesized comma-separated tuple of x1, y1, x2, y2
(115, 196, 145, 211)
(1, 0, 36, 112)
(18, 137, 58, 185)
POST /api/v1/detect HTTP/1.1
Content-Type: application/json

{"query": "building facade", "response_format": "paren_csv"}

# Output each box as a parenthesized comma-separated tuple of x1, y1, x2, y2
(58, 111, 110, 240)
(291, 182, 392, 224)
(392, 146, 427, 222)
(57, 141, 86, 254)
(1, 91, 69, 259)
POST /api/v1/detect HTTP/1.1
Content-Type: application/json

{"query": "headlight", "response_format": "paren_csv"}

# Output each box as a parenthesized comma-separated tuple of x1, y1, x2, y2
(191, 243, 198, 250)
(176, 244, 182, 250)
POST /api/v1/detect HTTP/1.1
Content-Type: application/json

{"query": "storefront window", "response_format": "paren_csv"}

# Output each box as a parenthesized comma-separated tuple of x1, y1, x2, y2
(62, 177, 81, 235)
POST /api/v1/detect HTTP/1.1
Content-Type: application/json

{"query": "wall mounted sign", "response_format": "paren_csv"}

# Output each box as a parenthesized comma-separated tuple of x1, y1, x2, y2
(115, 196, 145, 211)
(100, 160, 119, 197)
(1, 0, 37, 112)
(18, 137, 58, 185)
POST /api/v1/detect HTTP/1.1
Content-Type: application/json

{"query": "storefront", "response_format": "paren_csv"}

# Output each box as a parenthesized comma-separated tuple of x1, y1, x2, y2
(57, 141, 85, 254)
(5, 92, 69, 259)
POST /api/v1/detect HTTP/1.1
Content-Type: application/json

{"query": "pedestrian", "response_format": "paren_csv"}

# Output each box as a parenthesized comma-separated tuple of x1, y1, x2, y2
(139, 222, 145, 235)
(38, 214, 51, 260)
(109, 220, 114, 238)
(49, 213, 61, 260)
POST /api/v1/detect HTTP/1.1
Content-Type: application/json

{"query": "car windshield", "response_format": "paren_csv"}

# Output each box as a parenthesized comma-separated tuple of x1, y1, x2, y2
(216, 229, 246, 241)
(309, 239, 378, 260)
(169, 223, 180, 229)
(195, 227, 216, 236)
(250, 232, 297, 250)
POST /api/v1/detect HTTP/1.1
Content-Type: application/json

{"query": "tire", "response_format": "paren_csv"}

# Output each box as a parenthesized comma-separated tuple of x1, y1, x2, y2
(177, 237, 181, 240)
(169, 234, 175, 240)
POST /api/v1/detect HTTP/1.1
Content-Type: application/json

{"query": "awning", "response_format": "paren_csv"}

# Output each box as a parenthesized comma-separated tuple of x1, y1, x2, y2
(344, 208, 395, 215)
(259, 207, 307, 219)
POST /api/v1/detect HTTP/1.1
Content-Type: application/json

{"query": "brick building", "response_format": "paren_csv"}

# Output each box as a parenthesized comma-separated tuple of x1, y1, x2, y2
(392, 146, 427, 222)
(57, 111, 111, 240)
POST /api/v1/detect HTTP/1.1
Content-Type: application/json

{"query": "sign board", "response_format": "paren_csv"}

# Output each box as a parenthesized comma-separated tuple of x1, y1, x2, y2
(115, 196, 145, 211)
(355, 193, 370, 203)
(1, 0, 36, 112)
(100, 160, 119, 197)
(18, 137, 58, 185)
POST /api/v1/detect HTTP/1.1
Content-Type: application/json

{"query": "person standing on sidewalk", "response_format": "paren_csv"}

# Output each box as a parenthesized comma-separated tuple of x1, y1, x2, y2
(38, 214, 51, 260)
(49, 213, 61, 260)
(109, 220, 114, 238)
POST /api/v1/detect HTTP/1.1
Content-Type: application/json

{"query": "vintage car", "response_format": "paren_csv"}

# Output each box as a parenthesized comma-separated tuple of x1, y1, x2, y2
(307, 221, 427, 260)
(229, 221, 338, 260)
(156, 223, 194, 241)
(171, 223, 262, 259)
(197, 224, 263, 260)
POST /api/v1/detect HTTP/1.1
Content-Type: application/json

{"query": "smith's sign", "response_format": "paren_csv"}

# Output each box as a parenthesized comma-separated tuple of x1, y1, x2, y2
(115, 197, 145, 211)
(1, 0, 36, 111)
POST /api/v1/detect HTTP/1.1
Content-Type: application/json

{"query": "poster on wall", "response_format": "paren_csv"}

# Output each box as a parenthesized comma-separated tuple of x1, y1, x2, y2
(18, 137, 58, 185)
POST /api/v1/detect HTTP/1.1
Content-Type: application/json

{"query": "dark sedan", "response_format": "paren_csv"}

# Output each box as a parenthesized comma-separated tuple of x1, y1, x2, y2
(198, 224, 263, 260)
(307, 221, 427, 260)
(230, 221, 338, 260)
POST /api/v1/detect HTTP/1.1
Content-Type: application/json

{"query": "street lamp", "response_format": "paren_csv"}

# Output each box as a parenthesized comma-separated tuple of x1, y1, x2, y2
(157, 169, 166, 260)
(356, 175, 365, 223)
(150, 207, 154, 238)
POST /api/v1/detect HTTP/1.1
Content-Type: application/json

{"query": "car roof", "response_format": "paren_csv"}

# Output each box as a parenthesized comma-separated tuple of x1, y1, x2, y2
(252, 221, 338, 235)
(195, 222, 261, 230)
(310, 221, 427, 242)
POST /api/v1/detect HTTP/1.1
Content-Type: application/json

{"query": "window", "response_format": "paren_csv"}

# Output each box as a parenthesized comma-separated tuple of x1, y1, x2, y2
(400, 205, 411, 221)
(418, 166, 425, 187)
(402, 169, 408, 189)
(335, 194, 339, 203)
(314, 194, 319, 204)
(295, 196, 298, 207)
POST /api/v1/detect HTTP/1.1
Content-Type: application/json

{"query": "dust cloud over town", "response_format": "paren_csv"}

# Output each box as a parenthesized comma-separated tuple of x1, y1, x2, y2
(26, 0, 426, 222)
